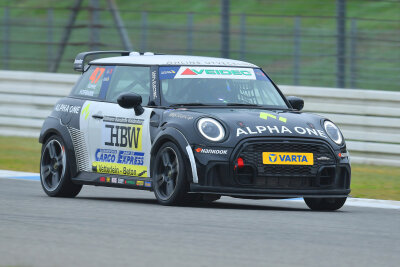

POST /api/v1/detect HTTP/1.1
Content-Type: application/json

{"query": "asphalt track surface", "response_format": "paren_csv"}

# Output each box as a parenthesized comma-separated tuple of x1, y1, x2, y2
(0, 178, 399, 267)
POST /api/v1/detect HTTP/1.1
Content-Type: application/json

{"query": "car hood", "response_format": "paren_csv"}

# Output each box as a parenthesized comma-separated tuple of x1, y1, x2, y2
(165, 107, 335, 147)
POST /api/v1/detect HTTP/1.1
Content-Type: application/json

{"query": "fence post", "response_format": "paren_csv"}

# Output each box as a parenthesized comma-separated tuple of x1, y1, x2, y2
(140, 11, 148, 52)
(2, 6, 10, 70)
(187, 12, 193, 55)
(47, 8, 54, 72)
(293, 16, 301, 85)
(221, 0, 230, 58)
(350, 18, 357, 89)
(89, 0, 100, 51)
(107, 0, 133, 51)
(239, 13, 246, 60)
(336, 0, 346, 88)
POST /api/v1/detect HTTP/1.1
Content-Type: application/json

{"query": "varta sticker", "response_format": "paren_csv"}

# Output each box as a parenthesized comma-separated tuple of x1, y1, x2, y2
(263, 152, 314, 165)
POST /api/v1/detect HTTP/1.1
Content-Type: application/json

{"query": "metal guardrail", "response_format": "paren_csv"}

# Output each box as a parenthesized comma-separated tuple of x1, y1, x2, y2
(1, 70, 399, 167)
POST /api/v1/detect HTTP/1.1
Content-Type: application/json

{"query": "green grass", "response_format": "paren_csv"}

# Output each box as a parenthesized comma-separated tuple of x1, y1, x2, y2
(0, 136, 41, 173)
(0, 136, 399, 201)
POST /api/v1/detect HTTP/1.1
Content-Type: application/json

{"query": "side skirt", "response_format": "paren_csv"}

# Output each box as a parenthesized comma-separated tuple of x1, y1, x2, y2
(72, 171, 153, 191)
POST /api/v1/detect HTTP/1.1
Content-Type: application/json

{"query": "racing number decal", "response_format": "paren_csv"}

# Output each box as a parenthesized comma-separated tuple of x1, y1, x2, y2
(90, 67, 105, 84)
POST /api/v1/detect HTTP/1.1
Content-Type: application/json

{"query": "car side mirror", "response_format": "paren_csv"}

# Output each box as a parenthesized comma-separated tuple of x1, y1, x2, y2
(287, 96, 304, 111)
(117, 93, 144, 116)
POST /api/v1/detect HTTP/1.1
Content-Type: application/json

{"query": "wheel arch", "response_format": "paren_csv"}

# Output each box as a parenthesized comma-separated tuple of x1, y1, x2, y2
(39, 117, 79, 178)
(151, 127, 195, 183)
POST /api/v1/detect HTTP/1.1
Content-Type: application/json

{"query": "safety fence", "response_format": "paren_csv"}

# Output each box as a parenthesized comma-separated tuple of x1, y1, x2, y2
(1, 1, 399, 91)
(0, 70, 399, 166)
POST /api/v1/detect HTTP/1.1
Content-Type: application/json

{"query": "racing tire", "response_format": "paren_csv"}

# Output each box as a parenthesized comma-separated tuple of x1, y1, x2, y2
(40, 135, 82, 197)
(304, 197, 347, 211)
(152, 141, 189, 205)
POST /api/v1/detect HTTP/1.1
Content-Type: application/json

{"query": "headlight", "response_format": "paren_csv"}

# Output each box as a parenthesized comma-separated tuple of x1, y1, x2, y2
(324, 121, 343, 145)
(197, 118, 225, 142)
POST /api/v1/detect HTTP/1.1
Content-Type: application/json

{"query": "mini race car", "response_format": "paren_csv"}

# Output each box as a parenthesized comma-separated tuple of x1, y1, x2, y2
(39, 51, 351, 210)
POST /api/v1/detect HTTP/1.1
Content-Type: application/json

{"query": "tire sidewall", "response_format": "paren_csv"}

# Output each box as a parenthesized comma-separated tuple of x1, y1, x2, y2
(40, 135, 71, 197)
(152, 141, 188, 205)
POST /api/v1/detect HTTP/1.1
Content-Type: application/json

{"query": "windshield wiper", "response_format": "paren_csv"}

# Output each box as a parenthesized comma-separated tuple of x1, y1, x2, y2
(169, 103, 208, 107)
(226, 103, 262, 107)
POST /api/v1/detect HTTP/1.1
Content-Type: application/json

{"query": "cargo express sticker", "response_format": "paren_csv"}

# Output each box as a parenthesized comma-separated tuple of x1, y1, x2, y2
(159, 66, 257, 80)
(236, 125, 328, 138)
(92, 162, 147, 177)
(95, 149, 144, 165)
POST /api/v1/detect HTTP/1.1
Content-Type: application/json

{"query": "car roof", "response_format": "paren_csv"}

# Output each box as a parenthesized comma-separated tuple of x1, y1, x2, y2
(90, 54, 259, 68)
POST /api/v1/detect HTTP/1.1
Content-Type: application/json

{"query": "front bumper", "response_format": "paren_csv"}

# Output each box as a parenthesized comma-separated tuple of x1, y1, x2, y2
(191, 137, 351, 198)
(190, 184, 350, 198)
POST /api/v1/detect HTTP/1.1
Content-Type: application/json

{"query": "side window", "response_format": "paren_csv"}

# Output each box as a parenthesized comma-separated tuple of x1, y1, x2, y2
(106, 66, 150, 105)
(71, 66, 109, 98)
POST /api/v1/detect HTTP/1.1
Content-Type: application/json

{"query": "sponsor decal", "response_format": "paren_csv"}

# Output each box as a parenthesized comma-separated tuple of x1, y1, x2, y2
(104, 124, 142, 151)
(111, 177, 117, 183)
(144, 181, 152, 188)
(118, 178, 124, 184)
(81, 103, 90, 120)
(95, 149, 144, 167)
(103, 116, 143, 125)
(254, 69, 268, 81)
(136, 180, 144, 186)
(338, 152, 348, 158)
(236, 125, 327, 138)
(165, 61, 253, 67)
(151, 70, 157, 99)
(195, 148, 228, 155)
(106, 177, 111, 183)
(99, 177, 106, 182)
(79, 89, 95, 96)
(55, 104, 81, 114)
(317, 156, 331, 161)
(117, 151, 144, 165)
(125, 180, 136, 185)
(259, 112, 287, 123)
(159, 66, 180, 80)
(92, 162, 147, 177)
(162, 66, 257, 80)
(95, 149, 118, 163)
(263, 152, 314, 165)
(181, 68, 252, 76)
(168, 112, 194, 120)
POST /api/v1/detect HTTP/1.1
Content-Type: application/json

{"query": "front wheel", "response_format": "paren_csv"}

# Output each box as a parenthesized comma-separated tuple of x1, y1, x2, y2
(152, 142, 189, 205)
(40, 135, 82, 197)
(304, 197, 347, 211)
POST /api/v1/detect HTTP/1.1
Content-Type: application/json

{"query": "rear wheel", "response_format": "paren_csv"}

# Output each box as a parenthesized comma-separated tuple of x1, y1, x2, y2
(304, 197, 347, 211)
(40, 135, 82, 197)
(153, 142, 189, 205)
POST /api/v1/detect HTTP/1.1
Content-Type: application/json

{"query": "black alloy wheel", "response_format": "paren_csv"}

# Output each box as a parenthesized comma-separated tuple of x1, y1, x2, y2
(40, 135, 82, 197)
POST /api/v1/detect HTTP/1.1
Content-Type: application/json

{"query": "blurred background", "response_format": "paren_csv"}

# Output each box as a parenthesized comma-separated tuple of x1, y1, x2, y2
(1, 0, 399, 91)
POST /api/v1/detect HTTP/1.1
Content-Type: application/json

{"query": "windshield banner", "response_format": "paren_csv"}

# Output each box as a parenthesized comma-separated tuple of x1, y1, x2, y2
(159, 66, 258, 80)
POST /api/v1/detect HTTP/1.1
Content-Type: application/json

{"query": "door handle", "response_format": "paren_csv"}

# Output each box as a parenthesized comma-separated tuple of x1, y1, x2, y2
(92, 114, 104, 120)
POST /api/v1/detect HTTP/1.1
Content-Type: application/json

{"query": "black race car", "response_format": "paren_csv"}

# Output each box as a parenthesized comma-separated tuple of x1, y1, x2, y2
(39, 51, 351, 210)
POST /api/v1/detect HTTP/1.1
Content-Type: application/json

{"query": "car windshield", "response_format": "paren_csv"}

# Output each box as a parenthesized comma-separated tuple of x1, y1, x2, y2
(159, 66, 288, 108)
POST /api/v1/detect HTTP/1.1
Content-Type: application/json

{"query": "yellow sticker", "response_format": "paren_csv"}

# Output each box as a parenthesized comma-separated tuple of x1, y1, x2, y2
(136, 180, 144, 186)
(92, 162, 147, 177)
(262, 152, 313, 165)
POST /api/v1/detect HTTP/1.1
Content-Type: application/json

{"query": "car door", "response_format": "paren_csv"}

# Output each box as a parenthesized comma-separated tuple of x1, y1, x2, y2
(81, 65, 153, 182)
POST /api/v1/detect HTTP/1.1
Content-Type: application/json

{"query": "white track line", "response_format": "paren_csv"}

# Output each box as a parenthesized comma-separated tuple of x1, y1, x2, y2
(0, 170, 399, 210)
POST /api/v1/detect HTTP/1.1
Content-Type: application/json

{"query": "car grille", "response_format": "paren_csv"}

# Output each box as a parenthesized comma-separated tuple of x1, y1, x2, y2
(234, 140, 337, 188)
